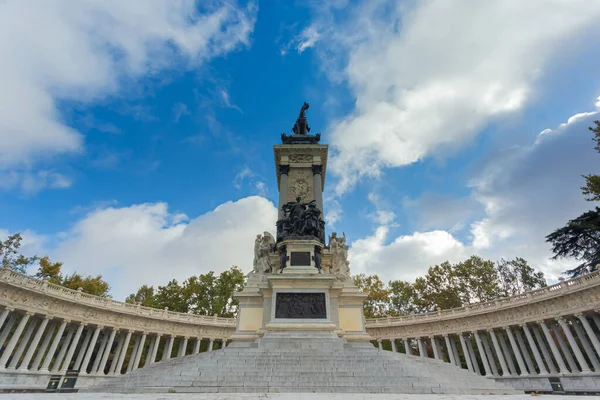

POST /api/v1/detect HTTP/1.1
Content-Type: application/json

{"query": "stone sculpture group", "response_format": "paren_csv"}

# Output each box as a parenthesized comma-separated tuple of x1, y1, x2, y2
(277, 196, 324, 243)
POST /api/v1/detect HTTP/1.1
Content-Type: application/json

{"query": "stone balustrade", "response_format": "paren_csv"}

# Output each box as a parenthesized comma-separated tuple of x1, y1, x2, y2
(0, 267, 599, 392)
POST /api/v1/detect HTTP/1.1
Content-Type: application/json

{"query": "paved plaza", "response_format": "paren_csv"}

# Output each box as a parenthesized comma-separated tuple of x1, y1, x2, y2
(6, 394, 589, 400)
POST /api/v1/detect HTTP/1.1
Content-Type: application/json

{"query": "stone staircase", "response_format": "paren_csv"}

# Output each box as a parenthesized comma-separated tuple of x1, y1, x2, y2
(86, 333, 519, 394)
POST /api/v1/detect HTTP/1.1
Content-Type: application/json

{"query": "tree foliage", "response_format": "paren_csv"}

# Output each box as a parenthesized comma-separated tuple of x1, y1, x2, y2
(35, 256, 111, 297)
(126, 267, 246, 317)
(546, 208, 600, 277)
(0, 233, 39, 273)
(358, 256, 546, 317)
(353, 274, 390, 318)
(547, 121, 600, 277)
(1, 233, 111, 297)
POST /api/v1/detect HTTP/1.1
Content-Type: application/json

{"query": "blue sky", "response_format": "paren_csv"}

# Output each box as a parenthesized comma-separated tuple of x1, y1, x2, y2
(1, 1, 600, 300)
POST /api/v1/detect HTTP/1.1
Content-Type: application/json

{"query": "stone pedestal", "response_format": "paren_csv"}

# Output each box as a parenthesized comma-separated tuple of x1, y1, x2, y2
(232, 270, 371, 345)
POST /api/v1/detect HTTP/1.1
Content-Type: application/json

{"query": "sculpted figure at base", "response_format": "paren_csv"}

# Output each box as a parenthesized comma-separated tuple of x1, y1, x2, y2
(277, 197, 325, 243)
(329, 232, 351, 281)
(250, 232, 275, 278)
(313, 246, 322, 274)
(279, 245, 288, 274)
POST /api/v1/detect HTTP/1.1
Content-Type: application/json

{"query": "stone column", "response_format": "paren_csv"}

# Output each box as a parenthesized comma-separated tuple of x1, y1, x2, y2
(193, 338, 201, 354)
(114, 330, 132, 375)
(96, 328, 117, 375)
(208, 338, 215, 352)
(431, 337, 440, 360)
(481, 333, 499, 376)
(466, 336, 481, 375)
(127, 334, 141, 373)
(403, 339, 411, 355)
(474, 332, 492, 376)
(79, 326, 102, 375)
(222, 338, 228, 348)
(0, 314, 17, 345)
(592, 314, 600, 331)
(417, 338, 426, 357)
(178, 337, 188, 357)
(505, 326, 528, 376)
(497, 330, 516, 375)
(539, 320, 567, 373)
(52, 324, 75, 372)
(132, 333, 147, 371)
(164, 335, 175, 360)
(31, 320, 56, 372)
(533, 324, 558, 374)
(7, 317, 38, 370)
(514, 328, 536, 375)
(450, 337, 461, 367)
(20, 316, 50, 372)
(0, 308, 12, 329)
(40, 320, 68, 373)
(489, 329, 510, 376)
(558, 317, 591, 373)
(522, 324, 548, 375)
(458, 334, 474, 373)
(109, 331, 125, 374)
(391, 339, 397, 353)
(578, 314, 600, 366)
(312, 164, 324, 215)
(444, 335, 456, 365)
(146, 335, 161, 365)
(376, 339, 383, 351)
(90, 331, 109, 375)
(571, 317, 600, 371)
(552, 323, 578, 372)
(60, 323, 85, 372)
(74, 327, 93, 371)
(278, 165, 290, 219)
(0, 312, 32, 369)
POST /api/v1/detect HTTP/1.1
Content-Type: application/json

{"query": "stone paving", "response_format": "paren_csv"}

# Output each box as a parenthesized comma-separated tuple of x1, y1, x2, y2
(6, 394, 588, 400)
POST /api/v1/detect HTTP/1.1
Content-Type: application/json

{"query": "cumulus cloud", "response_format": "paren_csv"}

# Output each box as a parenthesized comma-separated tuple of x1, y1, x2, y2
(348, 98, 600, 283)
(37, 196, 278, 300)
(310, 0, 600, 194)
(0, 0, 256, 182)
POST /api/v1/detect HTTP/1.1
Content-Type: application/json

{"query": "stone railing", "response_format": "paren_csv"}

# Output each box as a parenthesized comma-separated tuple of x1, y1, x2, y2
(0, 267, 599, 393)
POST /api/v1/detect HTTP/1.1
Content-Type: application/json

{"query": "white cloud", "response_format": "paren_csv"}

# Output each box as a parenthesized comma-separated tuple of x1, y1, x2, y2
(0, 170, 72, 193)
(0, 0, 256, 182)
(310, 1, 600, 194)
(35, 196, 278, 299)
(233, 166, 253, 189)
(348, 99, 600, 283)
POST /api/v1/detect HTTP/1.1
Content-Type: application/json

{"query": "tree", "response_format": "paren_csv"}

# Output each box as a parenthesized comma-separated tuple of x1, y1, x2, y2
(35, 255, 111, 297)
(125, 285, 156, 307)
(548, 121, 600, 277)
(546, 208, 600, 277)
(0, 233, 38, 273)
(126, 266, 247, 317)
(581, 121, 600, 201)
(353, 274, 390, 318)
(496, 257, 546, 296)
(388, 280, 419, 315)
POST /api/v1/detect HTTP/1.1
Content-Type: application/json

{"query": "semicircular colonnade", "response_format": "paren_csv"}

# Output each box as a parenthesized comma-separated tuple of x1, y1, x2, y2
(0, 267, 598, 393)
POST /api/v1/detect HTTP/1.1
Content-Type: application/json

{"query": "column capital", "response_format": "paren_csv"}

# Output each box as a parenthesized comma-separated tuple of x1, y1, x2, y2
(574, 313, 583, 318)
(279, 164, 290, 175)
(95, 325, 104, 329)
(183, 336, 189, 340)
(519, 323, 528, 328)
(429, 335, 436, 339)
(443, 334, 449, 338)
(376, 338, 382, 343)
(41, 315, 51, 321)
(3, 307, 14, 312)
(486, 328, 495, 333)
(536, 320, 546, 325)
(311, 164, 323, 175)
(24, 311, 34, 316)
(555, 316, 565, 321)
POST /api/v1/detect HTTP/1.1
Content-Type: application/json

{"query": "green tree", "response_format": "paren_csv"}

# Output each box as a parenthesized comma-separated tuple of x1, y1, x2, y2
(353, 273, 390, 318)
(153, 279, 187, 312)
(496, 257, 546, 297)
(546, 208, 600, 277)
(388, 280, 419, 315)
(0, 233, 38, 273)
(35, 255, 111, 297)
(547, 121, 600, 277)
(125, 285, 156, 307)
(454, 256, 499, 304)
(581, 121, 600, 201)
(412, 262, 463, 311)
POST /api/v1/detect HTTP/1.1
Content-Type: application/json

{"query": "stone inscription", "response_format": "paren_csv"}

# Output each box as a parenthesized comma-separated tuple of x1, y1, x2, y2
(275, 293, 327, 319)
(290, 252, 311, 266)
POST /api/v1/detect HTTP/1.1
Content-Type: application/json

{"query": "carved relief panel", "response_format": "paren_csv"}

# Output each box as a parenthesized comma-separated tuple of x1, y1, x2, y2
(288, 167, 313, 202)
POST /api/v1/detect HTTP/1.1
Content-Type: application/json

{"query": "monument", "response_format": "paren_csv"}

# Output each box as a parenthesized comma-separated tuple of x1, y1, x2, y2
(84, 103, 517, 394)
(231, 102, 372, 348)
